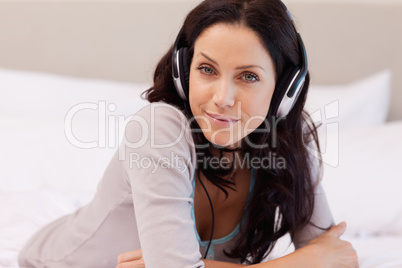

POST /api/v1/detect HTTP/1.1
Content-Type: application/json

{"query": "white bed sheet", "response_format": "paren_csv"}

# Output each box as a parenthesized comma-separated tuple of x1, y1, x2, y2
(0, 189, 94, 268)
(1, 189, 402, 267)
(0, 189, 95, 268)
(346, 235, 402, 268)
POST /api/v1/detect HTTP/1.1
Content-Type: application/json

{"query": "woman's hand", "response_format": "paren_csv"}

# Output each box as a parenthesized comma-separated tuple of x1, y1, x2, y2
(116, 249, 145, 268)
(306, 221, 359, 268)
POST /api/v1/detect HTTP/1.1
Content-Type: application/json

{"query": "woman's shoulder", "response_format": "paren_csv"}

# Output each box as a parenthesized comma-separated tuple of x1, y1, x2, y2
(119, 101, 197, 184)
(123, 101, 194, 150)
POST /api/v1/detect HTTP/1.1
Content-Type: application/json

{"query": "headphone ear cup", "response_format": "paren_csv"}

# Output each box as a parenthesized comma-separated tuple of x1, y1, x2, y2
(270, 67, 300, 118)
(178, 47, 190, 99)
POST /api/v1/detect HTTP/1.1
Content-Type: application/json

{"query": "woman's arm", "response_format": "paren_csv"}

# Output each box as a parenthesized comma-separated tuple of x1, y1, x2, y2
(293, 137, 335, 249)
(201, 246, 312, 268)
(251, 223, 357, 268)
(120, 103, 204, 267)
(117, 222, 358, 268)
(202, 245, 316, 268)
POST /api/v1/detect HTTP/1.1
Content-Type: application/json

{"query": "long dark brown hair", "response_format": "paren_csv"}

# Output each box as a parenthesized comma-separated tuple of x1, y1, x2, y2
(143, 0, 326, 264)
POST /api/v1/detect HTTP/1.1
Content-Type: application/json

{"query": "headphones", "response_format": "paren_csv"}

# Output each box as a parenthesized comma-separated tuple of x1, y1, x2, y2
(172, 1, 308, 118)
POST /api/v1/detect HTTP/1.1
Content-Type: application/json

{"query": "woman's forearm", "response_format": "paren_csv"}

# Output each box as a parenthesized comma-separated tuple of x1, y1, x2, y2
(203, 246, 316, 268)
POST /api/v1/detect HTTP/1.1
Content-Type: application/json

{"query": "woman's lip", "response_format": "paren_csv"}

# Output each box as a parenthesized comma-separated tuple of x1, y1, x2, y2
(205, 111, 240, 122)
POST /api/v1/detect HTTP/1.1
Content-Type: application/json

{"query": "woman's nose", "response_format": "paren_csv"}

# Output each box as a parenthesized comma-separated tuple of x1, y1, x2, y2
(212, 79, 236, 108)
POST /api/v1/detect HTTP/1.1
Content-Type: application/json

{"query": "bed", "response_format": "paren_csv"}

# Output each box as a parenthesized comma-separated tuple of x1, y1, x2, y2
(1, 0, 401, 267)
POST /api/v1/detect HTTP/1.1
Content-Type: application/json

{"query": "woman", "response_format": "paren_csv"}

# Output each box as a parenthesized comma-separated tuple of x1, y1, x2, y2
(19, 0, 358, 267)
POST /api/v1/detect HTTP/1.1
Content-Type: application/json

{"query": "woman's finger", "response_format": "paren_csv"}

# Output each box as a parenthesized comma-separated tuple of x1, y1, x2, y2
(117, 249, 143, 264)
(116, 259, 145, 268)
(326, 221, 347, 238)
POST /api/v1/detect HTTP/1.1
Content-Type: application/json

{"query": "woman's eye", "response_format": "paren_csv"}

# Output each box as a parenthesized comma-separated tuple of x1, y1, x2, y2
(242, 72, 259, 82)
(197, 66, 215, 75)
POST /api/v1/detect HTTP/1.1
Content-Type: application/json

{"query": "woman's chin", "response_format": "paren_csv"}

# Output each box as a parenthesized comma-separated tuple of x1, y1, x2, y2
(205, 136, 242, 150)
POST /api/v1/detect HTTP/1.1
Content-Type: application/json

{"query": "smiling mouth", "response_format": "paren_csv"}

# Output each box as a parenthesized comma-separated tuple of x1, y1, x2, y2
(205, 111, 240, 123)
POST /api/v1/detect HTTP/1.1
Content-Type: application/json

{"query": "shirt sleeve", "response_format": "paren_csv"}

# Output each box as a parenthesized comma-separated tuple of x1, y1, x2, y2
(292, 139, 335, 249)
(119, 102, 205, 268)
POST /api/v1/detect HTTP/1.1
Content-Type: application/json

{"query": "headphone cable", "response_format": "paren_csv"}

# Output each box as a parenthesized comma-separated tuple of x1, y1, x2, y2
(197, 173, 215, 260)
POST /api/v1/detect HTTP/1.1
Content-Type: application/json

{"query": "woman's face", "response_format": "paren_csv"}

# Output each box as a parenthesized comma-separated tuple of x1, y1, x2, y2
(189, 23, 276, 148)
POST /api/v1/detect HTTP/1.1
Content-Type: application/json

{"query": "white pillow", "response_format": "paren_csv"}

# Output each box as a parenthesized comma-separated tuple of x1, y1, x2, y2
(305, 70, 392, 128)
(320, 121, 402, 236)
(0, 68, 151, 193)
(0, 68, 150, 118)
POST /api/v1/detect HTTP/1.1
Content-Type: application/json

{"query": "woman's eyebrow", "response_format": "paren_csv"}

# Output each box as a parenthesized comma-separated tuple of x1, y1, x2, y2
(199, 52, 218, 66)
(197, 52, 265, 71)
(236, 65, 265, 71)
